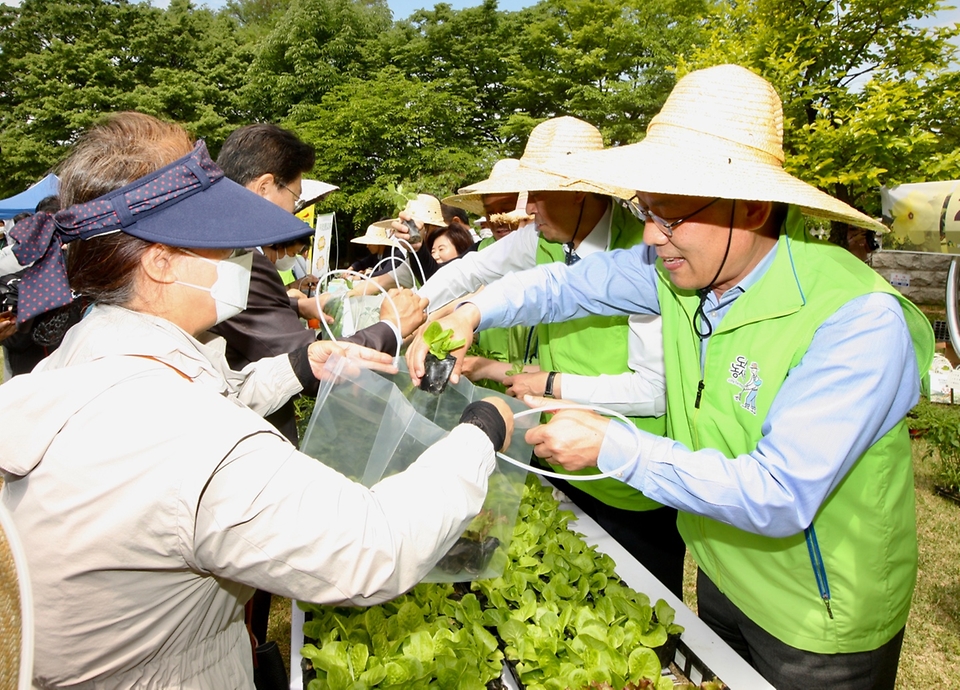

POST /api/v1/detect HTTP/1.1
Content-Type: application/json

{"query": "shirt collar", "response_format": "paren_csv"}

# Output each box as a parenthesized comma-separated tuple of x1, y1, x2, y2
(569, 202, 612, 259)
(706, 242, 779, 309)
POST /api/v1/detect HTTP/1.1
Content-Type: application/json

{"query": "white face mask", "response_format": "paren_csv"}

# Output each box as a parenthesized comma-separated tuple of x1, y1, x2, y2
(174, 249, 253, 325)
(274, 253, 298, 272)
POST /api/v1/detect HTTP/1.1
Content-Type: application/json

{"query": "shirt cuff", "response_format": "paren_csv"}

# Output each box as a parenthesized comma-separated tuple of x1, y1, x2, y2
(596, 419, 665, 488)
(288, 345, 318, 396)
(459, 400, 507, 451)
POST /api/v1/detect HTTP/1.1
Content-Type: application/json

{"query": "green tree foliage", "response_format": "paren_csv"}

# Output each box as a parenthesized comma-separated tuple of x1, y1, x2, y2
(0, 0, 249, 196)
(240, 0, 392, 122)
(682, 0, 960, 240)
(504, 0, 708, 145)
(285, 66, 488, 234)
(388, 0, 524, 146)
(1, 0, 956, 255)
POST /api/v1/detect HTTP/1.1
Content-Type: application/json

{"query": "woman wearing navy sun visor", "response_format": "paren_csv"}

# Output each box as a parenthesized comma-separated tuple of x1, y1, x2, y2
(0, 112, 512, 689)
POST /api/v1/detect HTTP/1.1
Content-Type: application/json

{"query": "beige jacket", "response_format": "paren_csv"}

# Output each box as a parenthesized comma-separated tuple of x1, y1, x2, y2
(0, 305, 496, 689)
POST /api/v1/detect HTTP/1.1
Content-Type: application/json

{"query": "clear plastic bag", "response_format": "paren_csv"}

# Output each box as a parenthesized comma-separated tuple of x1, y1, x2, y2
(300, 357, 535, 582)
(322, 293, 383, 338)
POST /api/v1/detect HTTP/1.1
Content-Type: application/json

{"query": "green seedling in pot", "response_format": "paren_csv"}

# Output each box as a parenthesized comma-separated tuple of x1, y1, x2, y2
(419, 321, 466, 394)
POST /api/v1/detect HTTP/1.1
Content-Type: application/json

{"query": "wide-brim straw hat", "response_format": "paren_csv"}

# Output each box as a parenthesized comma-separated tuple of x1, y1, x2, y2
(538, 65, 884, 232)
(454, 117, 634, 200)
(443, 159, 520, 215)
(351, 222, 403, 248)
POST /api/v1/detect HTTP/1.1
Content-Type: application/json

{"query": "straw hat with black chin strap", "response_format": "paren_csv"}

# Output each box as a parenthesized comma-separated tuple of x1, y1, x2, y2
(537, 64, 885, 233)
(453, 117, 634, 201)
(453, 117, 636, 258)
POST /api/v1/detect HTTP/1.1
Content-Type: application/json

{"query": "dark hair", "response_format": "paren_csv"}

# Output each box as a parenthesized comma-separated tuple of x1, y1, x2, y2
(441, 203, 470, 226)
(12, 212, 31, 224)
(428, 224, 474, 257)
(216, 124, 315, 187)
(60, 112, 194, 305)
(35, 195, 60, 214)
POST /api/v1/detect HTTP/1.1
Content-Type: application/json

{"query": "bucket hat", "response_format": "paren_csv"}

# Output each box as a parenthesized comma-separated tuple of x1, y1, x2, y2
(538, 65, 883, 231)
(455, 117, 634, 200)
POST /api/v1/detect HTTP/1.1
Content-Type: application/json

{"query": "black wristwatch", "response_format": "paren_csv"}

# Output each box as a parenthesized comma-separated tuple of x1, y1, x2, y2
(544, 371, 559, 399)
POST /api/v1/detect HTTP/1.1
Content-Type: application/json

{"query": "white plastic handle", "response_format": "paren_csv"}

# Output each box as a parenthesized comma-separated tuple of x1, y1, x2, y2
(393, 237, 428, 287)
(317, 269, 403, 362)
(495, 403, 642, 481)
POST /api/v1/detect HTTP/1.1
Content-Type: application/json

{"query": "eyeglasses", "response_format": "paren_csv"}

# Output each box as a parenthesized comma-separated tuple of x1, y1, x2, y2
(625, 196, 722, 238)
(279, 182, 305, 207)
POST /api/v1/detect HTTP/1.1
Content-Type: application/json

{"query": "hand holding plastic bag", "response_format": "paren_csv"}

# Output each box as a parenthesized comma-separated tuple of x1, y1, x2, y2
(306, 340, 397, 382)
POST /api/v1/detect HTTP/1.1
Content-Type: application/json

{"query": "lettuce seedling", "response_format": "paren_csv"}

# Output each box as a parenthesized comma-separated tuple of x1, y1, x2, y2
(419, 321, 466, 394)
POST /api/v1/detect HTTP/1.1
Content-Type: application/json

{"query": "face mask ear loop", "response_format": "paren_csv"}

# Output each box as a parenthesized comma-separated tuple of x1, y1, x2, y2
(693, 200, 736, 341)
(316, 269, 402, 364)
(495, 403, 643, 481)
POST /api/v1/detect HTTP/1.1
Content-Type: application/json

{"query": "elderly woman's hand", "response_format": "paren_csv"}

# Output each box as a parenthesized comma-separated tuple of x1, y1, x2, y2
(306, 340, 397, 380)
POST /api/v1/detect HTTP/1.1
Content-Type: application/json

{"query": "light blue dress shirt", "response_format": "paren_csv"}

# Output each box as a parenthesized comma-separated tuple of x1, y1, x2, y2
(471, 240, 919, 538)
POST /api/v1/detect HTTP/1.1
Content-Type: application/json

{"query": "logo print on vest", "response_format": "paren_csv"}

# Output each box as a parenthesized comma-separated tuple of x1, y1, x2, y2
(727, 355, 762, 415)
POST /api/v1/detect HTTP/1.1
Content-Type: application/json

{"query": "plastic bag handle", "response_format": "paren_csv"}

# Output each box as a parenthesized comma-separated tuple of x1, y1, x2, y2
(392, 237, 428, 287)
(495, 403, 642, 481)
(317, 269, 402, 362)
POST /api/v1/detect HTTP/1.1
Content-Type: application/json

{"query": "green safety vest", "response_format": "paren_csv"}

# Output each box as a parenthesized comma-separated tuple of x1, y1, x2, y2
(658, 207, 934, 652)
(536, 203, 666, 511)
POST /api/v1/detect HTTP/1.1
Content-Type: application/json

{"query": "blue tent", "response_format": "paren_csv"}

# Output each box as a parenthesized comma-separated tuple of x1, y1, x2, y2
(0, 174, 59, 220)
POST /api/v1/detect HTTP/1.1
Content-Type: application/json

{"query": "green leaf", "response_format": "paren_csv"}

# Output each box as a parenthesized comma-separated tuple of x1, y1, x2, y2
(627, 646, 663, 683)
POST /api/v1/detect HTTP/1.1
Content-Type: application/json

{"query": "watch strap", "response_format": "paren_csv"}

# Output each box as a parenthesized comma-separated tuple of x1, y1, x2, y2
(544, 371, 558, 398)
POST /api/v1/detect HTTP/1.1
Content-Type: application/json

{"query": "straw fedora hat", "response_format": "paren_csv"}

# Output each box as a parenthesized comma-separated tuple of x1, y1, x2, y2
(443, 159, 520, 215)
(354, 194, 446, 245)
(455, 117, 634, 200)
(370, 194, 445, 230)
(538, 65, 884, 232)
(350, 223, 403, 248)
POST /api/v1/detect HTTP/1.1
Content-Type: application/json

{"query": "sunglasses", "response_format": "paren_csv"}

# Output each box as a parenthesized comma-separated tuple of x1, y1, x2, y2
(624, 196, 721, 238)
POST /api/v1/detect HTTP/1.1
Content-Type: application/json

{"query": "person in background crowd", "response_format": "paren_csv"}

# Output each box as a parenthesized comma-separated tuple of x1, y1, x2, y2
(428, 224, 475, 265)
(408, 118, 686, 598)
(409, 65, 934, 690)
(441, 202, 477, 242)
(0, 111, 514, 690)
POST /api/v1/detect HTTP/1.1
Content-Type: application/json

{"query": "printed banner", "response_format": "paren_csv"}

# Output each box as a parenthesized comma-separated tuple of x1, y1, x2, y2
(880, 180, 960, 254)
(311, 212, 335, 279)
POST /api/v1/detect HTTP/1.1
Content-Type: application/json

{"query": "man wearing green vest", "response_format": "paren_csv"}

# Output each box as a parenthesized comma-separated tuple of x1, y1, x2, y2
(412, 117, 686, 596)
(410, 65, 934, 690)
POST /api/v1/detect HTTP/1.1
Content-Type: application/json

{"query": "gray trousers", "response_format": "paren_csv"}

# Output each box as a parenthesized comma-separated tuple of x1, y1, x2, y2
(697, 570, 905, 690)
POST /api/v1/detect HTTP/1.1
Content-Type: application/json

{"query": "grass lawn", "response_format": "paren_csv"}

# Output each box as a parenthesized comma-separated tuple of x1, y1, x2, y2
(270, 436, 960, 688)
